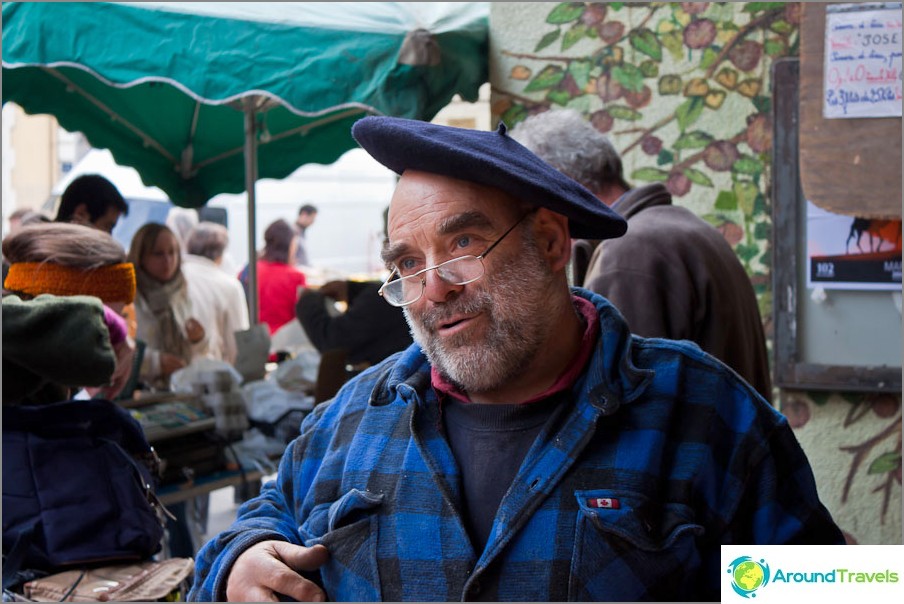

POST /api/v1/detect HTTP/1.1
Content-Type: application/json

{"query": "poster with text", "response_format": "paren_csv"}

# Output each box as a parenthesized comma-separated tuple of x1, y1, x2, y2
(823, 2, 903, 119)
(807, 201, 902, 290)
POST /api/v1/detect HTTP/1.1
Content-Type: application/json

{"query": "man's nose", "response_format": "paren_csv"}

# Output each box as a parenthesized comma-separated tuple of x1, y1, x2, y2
(422, 268, 463, 303)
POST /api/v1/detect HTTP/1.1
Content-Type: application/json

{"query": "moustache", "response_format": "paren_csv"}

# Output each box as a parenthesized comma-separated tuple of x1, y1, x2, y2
(409, 290, 492, 332)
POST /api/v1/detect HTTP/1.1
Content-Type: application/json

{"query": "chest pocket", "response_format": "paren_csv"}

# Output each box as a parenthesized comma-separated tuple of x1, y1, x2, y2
(569, 490, 704, 601)
(298, 488, 383, 601)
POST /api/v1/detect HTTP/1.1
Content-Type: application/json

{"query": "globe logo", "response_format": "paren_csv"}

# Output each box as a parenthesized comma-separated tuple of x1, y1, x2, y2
(727, 556, 770, 598)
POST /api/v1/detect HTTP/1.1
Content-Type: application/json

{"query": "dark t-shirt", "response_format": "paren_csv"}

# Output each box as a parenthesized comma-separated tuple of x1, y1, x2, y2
(442, 394, 561, 554)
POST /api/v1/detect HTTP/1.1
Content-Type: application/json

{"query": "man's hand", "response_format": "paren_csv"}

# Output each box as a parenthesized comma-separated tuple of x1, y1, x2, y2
(318, 280, 349, 303)
(159, 352, 187, 378)
(185, 317, 206, 344)
(226, 540, 330, 602)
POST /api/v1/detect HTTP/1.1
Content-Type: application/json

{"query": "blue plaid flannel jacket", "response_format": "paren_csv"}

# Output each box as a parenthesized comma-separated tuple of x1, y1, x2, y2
(190, 289, 843, 602)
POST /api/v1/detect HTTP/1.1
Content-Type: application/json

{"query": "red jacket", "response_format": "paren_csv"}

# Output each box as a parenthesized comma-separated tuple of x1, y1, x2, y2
(241, 260, 306, 334)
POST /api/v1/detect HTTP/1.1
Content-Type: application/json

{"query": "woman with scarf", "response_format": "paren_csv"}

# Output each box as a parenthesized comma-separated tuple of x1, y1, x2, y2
(128, 222, 209, 391)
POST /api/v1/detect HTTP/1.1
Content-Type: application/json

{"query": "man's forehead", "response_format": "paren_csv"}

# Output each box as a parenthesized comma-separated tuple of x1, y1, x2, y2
(389, 170, 520, 224)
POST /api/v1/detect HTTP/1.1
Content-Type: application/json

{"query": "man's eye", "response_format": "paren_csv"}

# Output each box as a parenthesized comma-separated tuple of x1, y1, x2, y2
(398, 258, 418, 274)
(455, 235, 472, 249)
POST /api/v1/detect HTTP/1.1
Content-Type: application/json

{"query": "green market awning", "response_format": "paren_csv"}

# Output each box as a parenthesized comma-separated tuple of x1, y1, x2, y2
(2, 2, 488, 207)
(2, 1, 488, 319)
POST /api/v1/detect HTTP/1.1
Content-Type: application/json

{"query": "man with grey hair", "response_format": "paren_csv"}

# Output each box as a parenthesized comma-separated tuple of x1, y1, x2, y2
(511, 108, 772, 402)
(182, 222, 250, 364)
(166, 207, 199, 253)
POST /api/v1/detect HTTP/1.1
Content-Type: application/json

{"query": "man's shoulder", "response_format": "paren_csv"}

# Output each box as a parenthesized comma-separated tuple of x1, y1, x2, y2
(625, 334, 775, 419)
(183, 258, 243, 289)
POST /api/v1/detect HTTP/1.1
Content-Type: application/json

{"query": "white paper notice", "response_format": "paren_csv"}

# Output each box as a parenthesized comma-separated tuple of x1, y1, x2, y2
(823, 3, 903, 119)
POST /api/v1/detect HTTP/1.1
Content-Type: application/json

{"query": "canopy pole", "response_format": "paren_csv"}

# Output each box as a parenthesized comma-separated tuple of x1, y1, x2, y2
(243, 97, 259, 325)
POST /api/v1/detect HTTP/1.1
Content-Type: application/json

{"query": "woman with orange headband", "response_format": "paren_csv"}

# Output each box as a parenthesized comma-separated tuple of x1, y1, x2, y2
(2, 222, 137, 403)
(2, 223, 168, 588)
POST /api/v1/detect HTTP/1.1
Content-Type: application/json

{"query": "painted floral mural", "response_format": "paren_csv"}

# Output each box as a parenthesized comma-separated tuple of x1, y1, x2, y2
(490, 2, 901, 544)
(492, 1, 805, 317)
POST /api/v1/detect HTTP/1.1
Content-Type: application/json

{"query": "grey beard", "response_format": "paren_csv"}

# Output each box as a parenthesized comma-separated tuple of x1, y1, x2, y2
(405, 239, 551, 394)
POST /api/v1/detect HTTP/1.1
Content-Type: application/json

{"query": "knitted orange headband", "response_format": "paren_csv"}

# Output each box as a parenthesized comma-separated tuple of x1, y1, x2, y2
(3, 262, 136, 304)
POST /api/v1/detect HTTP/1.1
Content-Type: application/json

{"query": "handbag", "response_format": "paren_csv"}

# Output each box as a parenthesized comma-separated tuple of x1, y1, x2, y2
(20, 558, 194, 602)
(2, 399, 168, 589)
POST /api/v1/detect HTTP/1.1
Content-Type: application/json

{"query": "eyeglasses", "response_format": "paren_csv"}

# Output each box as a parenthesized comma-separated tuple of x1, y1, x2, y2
(378, 211, 533, 307)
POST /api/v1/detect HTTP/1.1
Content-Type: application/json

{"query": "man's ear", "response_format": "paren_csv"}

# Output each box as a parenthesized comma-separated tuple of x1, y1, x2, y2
(70, 203, 92, 226)
(532, 208, 572, 272)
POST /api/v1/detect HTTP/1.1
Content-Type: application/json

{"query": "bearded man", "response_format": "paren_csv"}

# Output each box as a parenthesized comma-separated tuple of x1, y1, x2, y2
(189, 117, 843, 603)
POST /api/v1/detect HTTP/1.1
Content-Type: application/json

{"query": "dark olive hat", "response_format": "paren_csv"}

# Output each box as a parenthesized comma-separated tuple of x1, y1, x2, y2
(351, 116, 627, 240)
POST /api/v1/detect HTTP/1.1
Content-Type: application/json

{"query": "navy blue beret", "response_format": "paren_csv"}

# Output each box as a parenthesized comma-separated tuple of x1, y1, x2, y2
(351, 116, 627, 240)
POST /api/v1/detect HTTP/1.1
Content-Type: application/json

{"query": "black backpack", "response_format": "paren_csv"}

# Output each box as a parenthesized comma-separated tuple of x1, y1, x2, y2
(2, 399, 167, 589)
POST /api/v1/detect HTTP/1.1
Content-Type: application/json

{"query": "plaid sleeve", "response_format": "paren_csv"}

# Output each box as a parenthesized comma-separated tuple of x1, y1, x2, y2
(187, 446, 308, 601)
(188, 400, 338, 601)
(725, 417, 844, 545)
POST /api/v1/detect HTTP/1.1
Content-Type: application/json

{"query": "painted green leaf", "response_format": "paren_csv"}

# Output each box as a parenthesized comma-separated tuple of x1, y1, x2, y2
(868, 452, 902, 475)
(754, 192, 768, 215)
(661, 31, 685, 60)
(754, 221, 771, 240)
(683, 168, 714, 187)
(732, 155, 765, 176)
(546, 88, 572, 106)
(568, 60, 593, 91)
(565, 94, 593, 114)
(563, 23, 590, 50)
(700, 47, 720, 70)
(659, 74, 683, 95)
(734, 181, 759, 214)
(675, 97, 705, 131)
(657, 149, 674, 166)
(736, 242, 759, 263)
(632, 167, 670, 182)
(744, 2, 786, 13)
(607, 105, 643, 121)
(535, 29, 561, 52)
(708, 3, 736, 22)
(524, 65, 566, 92)
(673, 130, 714, 150)
(770, 20, 793, 35)
(640, 60, 659, 78)
(546, 2, 585, 24)
(753, 95, 772, 114)
(629, 28, 662, 61)
(714, 190, 738, 211)
(501, 105, 528, 127)
(612, 64, 645, 92)
(609, 2, 625, 10)
(765, 39, 787, 57)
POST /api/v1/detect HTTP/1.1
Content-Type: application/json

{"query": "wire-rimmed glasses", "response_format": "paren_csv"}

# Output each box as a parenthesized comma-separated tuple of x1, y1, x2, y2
(378, 211, 532, 307)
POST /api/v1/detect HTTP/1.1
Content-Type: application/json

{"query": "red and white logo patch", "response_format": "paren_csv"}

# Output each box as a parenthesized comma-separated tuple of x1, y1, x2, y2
(587, 497, 620, 509)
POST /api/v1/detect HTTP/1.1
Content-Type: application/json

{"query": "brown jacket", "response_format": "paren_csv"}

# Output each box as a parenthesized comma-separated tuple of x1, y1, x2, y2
(583, 183, 772, 402)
